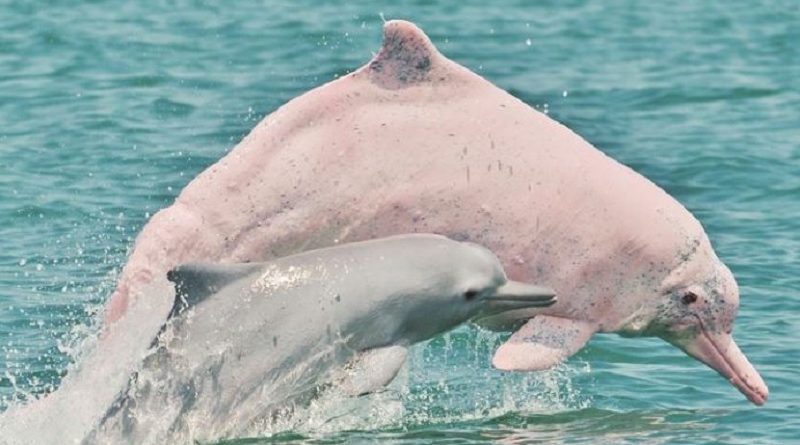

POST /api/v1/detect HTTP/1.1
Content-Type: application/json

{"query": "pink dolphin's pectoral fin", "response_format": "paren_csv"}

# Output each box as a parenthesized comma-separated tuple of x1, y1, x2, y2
(492, 316, 596, 371)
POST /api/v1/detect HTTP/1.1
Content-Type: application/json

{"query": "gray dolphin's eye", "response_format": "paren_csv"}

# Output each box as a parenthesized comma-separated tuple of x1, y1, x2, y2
(463, 289, 479, 301)
(682, 292, 698, 305)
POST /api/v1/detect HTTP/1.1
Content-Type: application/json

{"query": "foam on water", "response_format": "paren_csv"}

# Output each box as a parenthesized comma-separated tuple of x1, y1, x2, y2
(0, 279, 172, 444)
(0, 320, 588, 444)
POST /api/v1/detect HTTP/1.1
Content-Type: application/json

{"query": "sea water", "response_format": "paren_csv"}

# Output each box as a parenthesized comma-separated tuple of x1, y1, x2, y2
(1, 1, 798, 443)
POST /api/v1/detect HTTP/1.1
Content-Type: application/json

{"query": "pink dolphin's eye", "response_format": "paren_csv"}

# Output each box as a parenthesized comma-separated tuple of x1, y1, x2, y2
(682, 292, 698, 305)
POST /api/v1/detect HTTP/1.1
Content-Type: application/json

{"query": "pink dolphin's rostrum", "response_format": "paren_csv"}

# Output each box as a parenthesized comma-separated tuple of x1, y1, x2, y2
(105, 20, 767, 405)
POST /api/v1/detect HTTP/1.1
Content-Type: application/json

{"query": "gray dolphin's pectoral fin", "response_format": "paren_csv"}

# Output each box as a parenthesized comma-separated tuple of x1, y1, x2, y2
(492, 315, 596, 371)
(166, 262, 262, 318)
(336, 345, 409, 396)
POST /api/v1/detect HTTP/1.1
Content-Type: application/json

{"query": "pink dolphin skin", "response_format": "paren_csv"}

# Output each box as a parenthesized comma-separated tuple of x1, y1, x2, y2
(105, 20, 767, 405)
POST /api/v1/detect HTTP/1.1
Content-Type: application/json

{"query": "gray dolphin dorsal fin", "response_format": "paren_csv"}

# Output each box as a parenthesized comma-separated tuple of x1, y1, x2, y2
(166, 262, 261, 318)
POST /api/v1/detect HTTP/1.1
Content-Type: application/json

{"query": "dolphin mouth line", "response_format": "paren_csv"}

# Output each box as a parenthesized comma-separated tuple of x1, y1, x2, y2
(696, 317, 766, 405)
(489, 296, 554, 303)
(483, 298, 556, 313)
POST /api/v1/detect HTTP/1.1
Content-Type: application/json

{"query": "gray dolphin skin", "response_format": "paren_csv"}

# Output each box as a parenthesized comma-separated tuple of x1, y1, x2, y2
(91, 234, 554, 443)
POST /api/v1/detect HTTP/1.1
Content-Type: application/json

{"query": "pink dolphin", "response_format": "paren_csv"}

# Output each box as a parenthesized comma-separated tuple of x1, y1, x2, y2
(105, 20, 767, 405)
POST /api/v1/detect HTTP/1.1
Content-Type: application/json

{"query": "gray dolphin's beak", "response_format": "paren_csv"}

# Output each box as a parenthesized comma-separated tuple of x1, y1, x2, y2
(678, 330, 768, 406)
(482, 280, 556, 315)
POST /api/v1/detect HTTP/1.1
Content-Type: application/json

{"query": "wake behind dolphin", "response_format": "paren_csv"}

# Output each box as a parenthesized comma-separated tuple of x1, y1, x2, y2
(85, 234, 554, 444)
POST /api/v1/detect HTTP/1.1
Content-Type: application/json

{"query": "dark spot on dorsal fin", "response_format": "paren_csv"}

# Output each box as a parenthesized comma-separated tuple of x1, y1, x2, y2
(367, 20, 443, 90)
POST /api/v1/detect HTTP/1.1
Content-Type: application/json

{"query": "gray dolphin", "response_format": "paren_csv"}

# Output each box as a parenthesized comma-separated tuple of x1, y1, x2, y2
(92, 234, 554, 443)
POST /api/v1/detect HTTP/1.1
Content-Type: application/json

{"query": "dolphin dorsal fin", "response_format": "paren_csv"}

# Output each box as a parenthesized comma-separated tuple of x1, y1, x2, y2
(364, 20, 445, 90)
(166, 262, 261, 318)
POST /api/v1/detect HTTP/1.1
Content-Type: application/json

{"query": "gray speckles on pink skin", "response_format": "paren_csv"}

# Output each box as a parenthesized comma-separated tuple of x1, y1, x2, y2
(104, 20, 766, 405)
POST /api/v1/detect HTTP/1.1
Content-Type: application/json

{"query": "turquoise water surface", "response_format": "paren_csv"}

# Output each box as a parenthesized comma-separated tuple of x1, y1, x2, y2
(1, 1, 798, 443)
